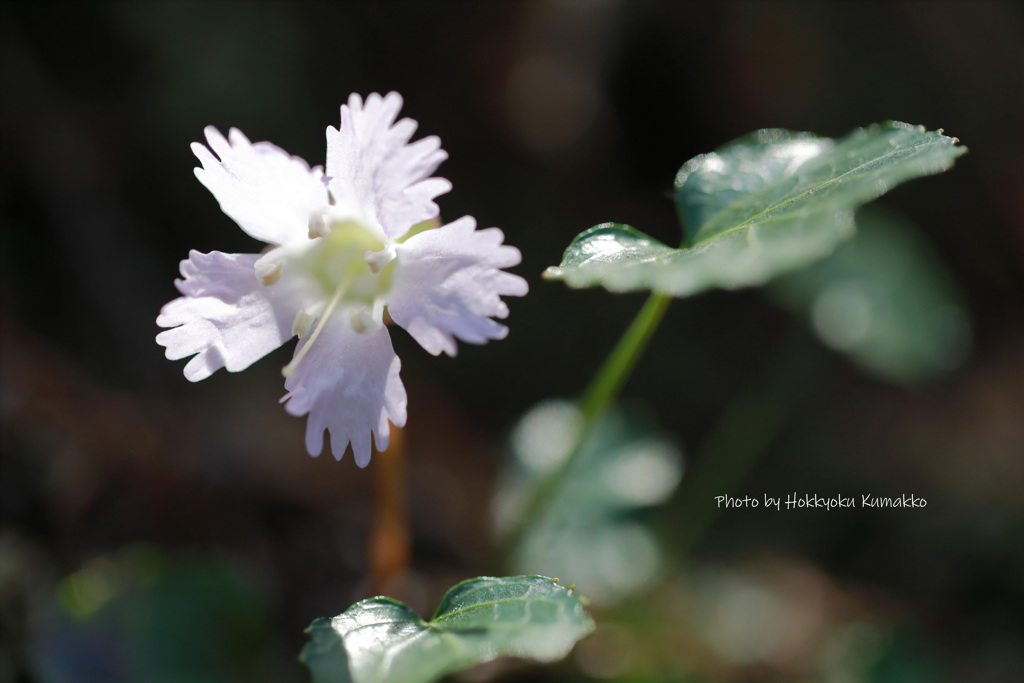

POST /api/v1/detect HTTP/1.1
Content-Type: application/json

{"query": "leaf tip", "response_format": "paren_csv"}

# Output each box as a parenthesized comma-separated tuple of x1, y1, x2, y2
(541, 266, 564, 281)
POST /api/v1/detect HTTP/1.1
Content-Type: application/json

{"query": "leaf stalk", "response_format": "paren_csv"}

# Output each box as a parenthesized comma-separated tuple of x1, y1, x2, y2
(503, 291, 672, 563)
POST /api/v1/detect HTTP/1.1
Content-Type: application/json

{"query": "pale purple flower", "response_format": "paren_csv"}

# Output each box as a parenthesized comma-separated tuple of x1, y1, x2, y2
(157, 93, 527, 466)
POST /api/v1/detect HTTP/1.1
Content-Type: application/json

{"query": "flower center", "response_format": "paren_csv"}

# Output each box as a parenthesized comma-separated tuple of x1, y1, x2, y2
(303, 218, 393, 304)
(278, 214, 397, 378)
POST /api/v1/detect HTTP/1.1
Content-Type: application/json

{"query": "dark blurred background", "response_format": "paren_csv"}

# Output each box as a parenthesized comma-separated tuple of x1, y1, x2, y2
(1, 1, 1022, 682)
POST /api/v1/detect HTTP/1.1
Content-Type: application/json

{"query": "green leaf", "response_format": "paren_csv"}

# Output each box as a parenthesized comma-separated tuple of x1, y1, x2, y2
(495, 401, 683, 604)
(769, 206, 970, 383)
(300, 576, 594, 683)
(544, 122, 965, 297)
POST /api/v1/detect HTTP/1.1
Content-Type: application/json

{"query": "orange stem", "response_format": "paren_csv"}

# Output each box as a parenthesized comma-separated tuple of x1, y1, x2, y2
(368, 422, 409, 595)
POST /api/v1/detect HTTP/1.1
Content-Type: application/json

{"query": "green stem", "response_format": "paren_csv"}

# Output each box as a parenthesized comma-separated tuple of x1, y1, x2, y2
(579, 292, 672, 423)
(503, 292, 672, 564)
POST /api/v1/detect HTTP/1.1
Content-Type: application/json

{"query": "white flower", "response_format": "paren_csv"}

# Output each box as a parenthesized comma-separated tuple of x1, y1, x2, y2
(157, 93, 528, 466)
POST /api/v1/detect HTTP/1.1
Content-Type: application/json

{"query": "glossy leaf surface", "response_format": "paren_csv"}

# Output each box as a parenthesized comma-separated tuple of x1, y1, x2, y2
(544, 122, 964, 296)
(301, 576, 594, 683)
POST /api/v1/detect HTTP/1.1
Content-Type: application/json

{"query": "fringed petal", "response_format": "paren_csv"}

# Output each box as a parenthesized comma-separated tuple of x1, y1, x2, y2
(388, 216, 528, 357)
(281, 314, 407, 466)
(326, 92, 451, 241)
(156, 250, 304, 381)
(193, 127, 329, 245)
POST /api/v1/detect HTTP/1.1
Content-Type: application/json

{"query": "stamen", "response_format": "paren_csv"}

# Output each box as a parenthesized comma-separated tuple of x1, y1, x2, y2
(256, 260, 283, 286)
(308, 210, 332, 239)
(364, 245, 396, 274)
(351, 307, 382, 334)
(351, 296, 385, 334)
(282, 272, 355, 378)
(292, 310, 314, 337)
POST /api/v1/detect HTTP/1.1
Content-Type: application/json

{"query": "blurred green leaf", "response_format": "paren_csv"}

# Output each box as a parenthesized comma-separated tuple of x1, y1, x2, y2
(866, 630, 949, 683)
(544, 122, 964, 296)
(32, 546, 270, 683)
(495, 401, 683, 604)
(300, 576, 594, 683)
(770, 206, 970, 383)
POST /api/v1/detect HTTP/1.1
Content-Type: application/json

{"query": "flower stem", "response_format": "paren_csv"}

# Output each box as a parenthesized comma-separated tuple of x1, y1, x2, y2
(369, 423, 409, 595)
(503, 291, 671, 563)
